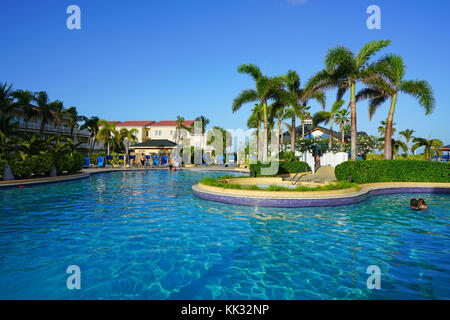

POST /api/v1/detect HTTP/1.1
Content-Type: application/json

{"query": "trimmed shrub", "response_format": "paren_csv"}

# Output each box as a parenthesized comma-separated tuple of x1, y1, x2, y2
(89, 152, 106, 166)
(70, 152, 85, 173)
(250, 161, 311, 177)
(55, 152, 84, 174)
(366, 153, 426, 161)
(0, 159, 5, 173)
(31, 153, 53, 176)
(9, 155, 34, 179)
(279, 151, 297, 162)
(335, 160, 450, 183)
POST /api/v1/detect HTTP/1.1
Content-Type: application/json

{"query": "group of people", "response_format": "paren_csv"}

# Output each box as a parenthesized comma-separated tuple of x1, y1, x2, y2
(410, 198, 428, 211)
(127, 153, 178, 172)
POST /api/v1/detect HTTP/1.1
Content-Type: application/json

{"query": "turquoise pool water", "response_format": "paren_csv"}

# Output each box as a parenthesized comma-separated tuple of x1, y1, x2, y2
(0, 170, 449, 299)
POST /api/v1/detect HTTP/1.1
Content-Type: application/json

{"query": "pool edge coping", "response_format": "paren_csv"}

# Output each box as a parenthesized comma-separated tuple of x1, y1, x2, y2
(192, 182, 450, 208)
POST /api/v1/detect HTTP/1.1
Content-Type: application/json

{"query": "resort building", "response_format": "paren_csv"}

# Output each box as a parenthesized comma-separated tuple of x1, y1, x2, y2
(283, 118, 368, 145)
(6, 104, 91, 147)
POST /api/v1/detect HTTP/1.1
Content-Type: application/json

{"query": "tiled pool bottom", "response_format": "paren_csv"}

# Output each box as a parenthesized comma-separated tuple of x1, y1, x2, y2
(0, 170, 449, 299)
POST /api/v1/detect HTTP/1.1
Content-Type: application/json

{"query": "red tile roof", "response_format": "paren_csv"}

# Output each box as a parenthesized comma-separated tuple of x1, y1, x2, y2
(150, 120, 194, 127)
(115, 121, 155, 127)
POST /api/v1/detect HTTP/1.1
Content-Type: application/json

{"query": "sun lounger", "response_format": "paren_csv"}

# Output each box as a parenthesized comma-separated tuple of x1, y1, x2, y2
(83, 157, 90, 168)
(153, 155, 159, 166)
(105, 155, 113, 167)
(161, 156, 168, 166)
(218, 155, 224, 166)
(118, 154, 125, 166)
(97, 156, 105, 168)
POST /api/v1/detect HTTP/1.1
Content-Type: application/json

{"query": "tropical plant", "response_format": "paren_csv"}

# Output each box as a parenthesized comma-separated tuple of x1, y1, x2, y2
(175, 116, 185, 143)
(412, 137, 443, 161)
(306, 40, 391, 160)
(356, 54, 435, 159)
(96, 120, 117, 155)
(12, 90, 36, 131)
(399, 129, 415, 155)
(0, 82, 15, 114)
(312, 99, 345, 151)
(377, 120, 396, 137)
(232, 64, 287, 161)
(80, 116, 100, 153)
(120, 128, 139, 160)
(283, 70, 326, 152)
(34, 91, 55, 136)
(51, 100, 65, 136)
(65, 106, 85, 139)
(247, 104, 264, 160)
(334, 108, 350, 150)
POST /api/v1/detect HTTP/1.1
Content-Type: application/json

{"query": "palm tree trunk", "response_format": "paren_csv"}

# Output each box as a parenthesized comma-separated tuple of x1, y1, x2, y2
(328, 121, 333, 151)
(107, 140, 110, 156)
(384, 93, 397, 160)
(276, 119, 281, 156)
(39, 116, 45, 136)
(302, 120, 305, 139)
(290, 116, 295, 153)
(341, 125, 345, 152)
(350, 81, 357, 161)
(263, 101, 268, 162)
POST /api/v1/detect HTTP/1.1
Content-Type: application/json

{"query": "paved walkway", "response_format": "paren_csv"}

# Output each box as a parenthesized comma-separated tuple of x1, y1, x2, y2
(284, 166, 336, 184)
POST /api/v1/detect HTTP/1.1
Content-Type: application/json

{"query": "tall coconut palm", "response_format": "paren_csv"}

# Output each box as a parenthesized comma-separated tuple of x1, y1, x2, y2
(80, 116, 100, 153)
(399, 129, 415, 155)
(307, 40, 391, 160)
(120, 128, 139, 161)
(194, 115, 210, 135)
(335, 108, 350, 150)
(34, 91, 55, 136)
(97, 120, 116, 155)
(232, 64, 286, 162)
(412, 137, 443, 161)
(283, 70, 326, 152)
(268, 101, 287, 156)
(12, 90, 36, 131)
(356, 54, 435, 159)
(312, 100, 345, 151)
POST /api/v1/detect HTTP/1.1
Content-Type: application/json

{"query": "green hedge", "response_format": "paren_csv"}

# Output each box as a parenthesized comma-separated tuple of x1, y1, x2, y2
(335, 160, 450, 183)
(366, 153, 426, 161)
(0, 159, 5, 173)
(56, 152, 84, 174)
(249, 161, 311, 177)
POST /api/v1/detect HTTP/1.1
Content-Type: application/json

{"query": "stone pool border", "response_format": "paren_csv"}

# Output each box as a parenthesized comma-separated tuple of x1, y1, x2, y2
(0, 167, 250, 189)
(192, 182, 450, 208)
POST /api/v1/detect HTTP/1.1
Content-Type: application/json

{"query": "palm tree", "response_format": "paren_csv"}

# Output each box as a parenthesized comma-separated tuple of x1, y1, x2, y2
(12, 90, 36, 132)
(63, 137, 84, 156)
(334, 108, 350, 150)
(232, 64, 286, 162)
(34, 91, 55, 136)
(120, 128, 139, 161)
(65, 106, 85, 139)
(412, 137, 443, 161)
(51, 100, 65, 135)
(247, 104, 264, 160)
(175, 116, 185, 144)
(0, 82, 15, 114)
(80, 116, 100, 153)
(356, 54, 435, 159)
(312, 100, 345, 151)
(377, 120, 396, 137)
(399, 129, 415, 155)
(194, 115, 210, 135)
(0, 113, 19, 140)
(307, 40, 391, 160)
(268, 102, 287, 156)
(283, 70, 326, 152)
(97, 120, 116, 155)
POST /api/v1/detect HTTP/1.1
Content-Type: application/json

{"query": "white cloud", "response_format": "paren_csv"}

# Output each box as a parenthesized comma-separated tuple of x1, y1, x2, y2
(287, 0, 309, 5)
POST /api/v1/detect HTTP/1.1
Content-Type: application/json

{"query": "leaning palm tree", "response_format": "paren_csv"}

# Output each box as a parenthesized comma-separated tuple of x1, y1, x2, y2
(80, 116, 100, 153)
(96, 120, 117, 155)
(34, 91, 55, 136)
(232, 64, 286, 161)
(312, 100, 345, 151)
(399, 129, 415, 155)
(283, 70, 326, 152)
(334, 108, 350, 150)
(412, 137, 443, 161)
(356, 54, 435, 159)
(306, 40, 391, 160)
(12, 90, 36, 131)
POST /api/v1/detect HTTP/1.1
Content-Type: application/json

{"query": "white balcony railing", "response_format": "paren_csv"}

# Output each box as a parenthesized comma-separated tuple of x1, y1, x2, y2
(17, 122, 91, 137)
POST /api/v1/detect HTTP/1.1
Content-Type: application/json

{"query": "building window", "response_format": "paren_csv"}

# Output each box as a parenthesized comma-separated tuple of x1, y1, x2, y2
(146, 131, 149, 137)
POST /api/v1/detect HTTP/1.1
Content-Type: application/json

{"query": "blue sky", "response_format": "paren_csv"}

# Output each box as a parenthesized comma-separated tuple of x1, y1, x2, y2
(1, 0, 449, 143)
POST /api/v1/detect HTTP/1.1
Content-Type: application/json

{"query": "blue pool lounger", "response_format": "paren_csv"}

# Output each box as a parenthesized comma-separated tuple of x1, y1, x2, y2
(83, 157, 90, 168)
(97, 157, 105, 168)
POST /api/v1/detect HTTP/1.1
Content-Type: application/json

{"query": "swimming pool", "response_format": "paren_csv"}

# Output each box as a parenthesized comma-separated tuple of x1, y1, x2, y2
(0, 170, 449, 299)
